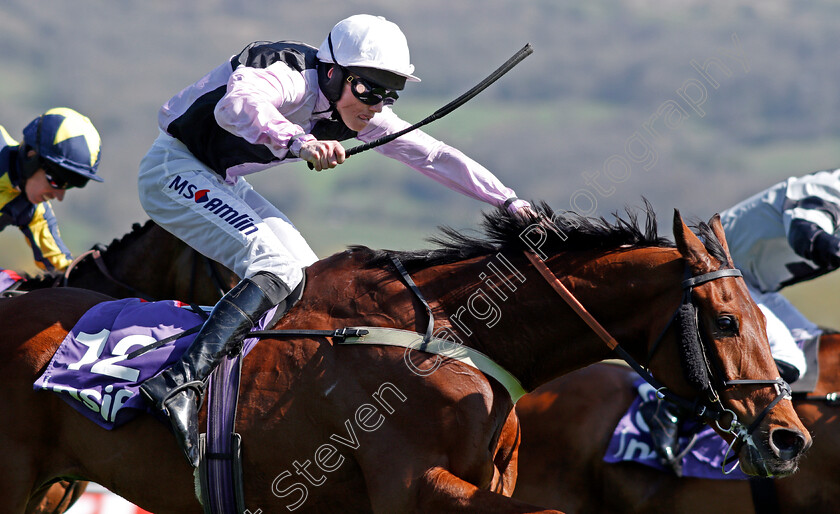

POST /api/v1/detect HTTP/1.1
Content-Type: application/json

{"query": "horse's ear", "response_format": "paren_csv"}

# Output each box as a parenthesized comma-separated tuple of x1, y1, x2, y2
(673, 209, 716, 272)
(708, 213, 735, 267)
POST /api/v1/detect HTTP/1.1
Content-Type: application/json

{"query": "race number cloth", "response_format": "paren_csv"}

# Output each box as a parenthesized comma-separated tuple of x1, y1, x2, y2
(33, 298, 277, 430)
(604, 378, 748, 479)
(0, 268, 23, 292)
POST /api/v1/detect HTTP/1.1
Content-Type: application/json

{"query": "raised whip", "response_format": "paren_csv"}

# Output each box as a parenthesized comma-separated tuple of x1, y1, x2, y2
(347, 43, 534, 156)
(308, 43, 534, 167)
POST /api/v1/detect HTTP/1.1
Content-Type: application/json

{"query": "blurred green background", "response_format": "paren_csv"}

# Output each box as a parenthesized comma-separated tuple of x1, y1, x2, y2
(2, 0, 839, 325)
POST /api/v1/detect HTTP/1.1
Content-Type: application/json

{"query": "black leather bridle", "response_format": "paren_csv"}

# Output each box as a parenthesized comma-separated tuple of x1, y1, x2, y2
(526, 252, 791, 474)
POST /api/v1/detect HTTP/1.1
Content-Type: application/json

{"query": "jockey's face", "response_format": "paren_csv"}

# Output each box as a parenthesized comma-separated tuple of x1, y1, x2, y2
(24, 168, 67, 204)
(331, 70, 385, 132)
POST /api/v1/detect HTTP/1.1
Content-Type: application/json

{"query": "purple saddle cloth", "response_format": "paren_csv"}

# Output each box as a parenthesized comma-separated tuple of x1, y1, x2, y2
(33, 298, 276, 430)
(0, 268, 23, 293)
(603, 377, 747, 479)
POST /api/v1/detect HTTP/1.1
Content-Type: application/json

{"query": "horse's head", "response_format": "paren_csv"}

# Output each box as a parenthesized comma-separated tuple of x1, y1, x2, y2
(657, 209, 811, 477)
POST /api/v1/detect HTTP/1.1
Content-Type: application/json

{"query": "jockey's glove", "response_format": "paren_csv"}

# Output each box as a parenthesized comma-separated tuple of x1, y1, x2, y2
(811, 231, 840, 268)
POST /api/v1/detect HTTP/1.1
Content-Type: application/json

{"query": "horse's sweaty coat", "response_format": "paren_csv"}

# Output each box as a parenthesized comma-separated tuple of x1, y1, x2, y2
(0, 205, 811, 513)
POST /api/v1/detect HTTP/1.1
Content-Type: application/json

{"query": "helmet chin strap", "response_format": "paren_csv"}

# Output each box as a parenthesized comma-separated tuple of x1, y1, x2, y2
(316, 32, 347, 106)
(312, 40, 358, 145)
(20, 115, 45, 188)
(19, 148, 41, 194)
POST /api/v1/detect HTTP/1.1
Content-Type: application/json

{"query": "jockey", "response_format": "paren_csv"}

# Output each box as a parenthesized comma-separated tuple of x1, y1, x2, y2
(0, 108, 103, 272)
(137, 14, 534, 467)
(644, 169, 837, 475)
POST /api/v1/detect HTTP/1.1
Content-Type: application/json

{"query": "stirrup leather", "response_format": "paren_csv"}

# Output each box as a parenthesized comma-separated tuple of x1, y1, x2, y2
(160, 380, 206, 408)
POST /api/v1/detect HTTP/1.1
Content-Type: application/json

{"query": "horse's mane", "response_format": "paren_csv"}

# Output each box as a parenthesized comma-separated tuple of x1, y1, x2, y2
(356, 200, 681, 270)
(92, 220, 158, 257)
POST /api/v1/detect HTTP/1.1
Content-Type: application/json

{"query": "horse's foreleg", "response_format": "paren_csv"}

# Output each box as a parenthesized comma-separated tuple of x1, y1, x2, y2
(493, 409, 522, 496)
(415, 467, 563, 514)
(25, 480, 87, 514)
(24, 482, 53, 514)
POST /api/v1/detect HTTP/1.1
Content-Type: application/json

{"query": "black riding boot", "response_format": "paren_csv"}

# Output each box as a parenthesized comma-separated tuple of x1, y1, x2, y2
(639, 397, 683, 476)
(774, 359, 800, 385)
(140, 271, 290, 467)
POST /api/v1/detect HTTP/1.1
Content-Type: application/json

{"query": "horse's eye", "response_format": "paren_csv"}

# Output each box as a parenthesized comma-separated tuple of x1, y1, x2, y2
(717, 315, 738, 332)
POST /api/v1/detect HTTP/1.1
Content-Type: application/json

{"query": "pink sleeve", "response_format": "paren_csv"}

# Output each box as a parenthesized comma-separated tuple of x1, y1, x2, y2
(213, 62, 307, 159)
(358, 108, 527, 212)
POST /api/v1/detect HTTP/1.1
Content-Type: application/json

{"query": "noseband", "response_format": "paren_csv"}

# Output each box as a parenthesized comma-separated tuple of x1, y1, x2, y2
(525, 251, 792, 474)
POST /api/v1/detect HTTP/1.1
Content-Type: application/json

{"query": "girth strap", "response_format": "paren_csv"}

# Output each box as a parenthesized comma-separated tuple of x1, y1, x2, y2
(198, 354, 246, 513)
(338, 327, 528, 403)
(390, 256, 435, 345)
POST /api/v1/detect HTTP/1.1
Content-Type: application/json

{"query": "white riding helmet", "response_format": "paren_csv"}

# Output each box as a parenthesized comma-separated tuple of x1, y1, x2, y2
(317, 14, 421, 89)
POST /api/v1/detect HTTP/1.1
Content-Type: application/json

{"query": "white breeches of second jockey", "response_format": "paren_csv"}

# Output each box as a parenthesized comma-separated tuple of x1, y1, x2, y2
(137, 131, 318, 290)
(748, 285, 815, 378)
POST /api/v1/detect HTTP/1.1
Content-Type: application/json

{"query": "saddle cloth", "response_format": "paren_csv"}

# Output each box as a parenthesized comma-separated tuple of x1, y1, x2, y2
(0, 268, 23, 293)
(603, 378, 748, 479)
(33, 298, 276, 430)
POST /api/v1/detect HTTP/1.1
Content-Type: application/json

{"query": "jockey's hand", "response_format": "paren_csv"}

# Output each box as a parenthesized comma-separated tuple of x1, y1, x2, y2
(811, 231, 840, 268)
(300, 140, 346, 171)
(514, 204, 540, 220)
(515, 204, 557, 231)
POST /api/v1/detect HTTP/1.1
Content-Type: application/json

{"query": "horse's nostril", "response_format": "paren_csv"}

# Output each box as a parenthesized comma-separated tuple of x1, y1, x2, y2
(770, 428, 807, 461)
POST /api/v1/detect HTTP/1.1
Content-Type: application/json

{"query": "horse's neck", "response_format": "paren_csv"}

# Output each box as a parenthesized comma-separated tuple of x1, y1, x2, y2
(66, 226, 177, 297)
(286, 248, 683, 393)
(65, 247, 127, 293)
(21, 273, 61, 291)
(409, 249, 684, 392)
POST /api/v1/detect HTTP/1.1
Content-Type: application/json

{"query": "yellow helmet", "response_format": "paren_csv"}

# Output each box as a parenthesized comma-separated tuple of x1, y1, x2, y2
(23, 107, 103, 183)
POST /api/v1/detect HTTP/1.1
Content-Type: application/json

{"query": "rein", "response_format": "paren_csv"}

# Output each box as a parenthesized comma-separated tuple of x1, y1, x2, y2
(524, 251, 791, 475)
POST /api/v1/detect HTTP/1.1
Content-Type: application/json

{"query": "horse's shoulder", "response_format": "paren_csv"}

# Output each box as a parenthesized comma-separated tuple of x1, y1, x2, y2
(0, 288, 112, 377)
(2, 287, 112, 327)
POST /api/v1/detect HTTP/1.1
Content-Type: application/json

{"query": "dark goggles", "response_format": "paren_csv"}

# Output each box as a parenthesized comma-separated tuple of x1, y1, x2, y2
(347, 75, 399, 106)
(42, 160, 88, 190)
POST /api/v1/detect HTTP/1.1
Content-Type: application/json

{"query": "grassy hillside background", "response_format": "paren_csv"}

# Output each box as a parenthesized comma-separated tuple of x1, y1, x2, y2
(2, 0, 840, 325)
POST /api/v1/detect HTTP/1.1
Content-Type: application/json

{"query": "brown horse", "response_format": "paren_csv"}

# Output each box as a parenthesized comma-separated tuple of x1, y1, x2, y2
(8, 220, 237, 304)
(512, 333, 840, 513)
(10, 220, 237, 514)
(0, 205, 810, 513)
